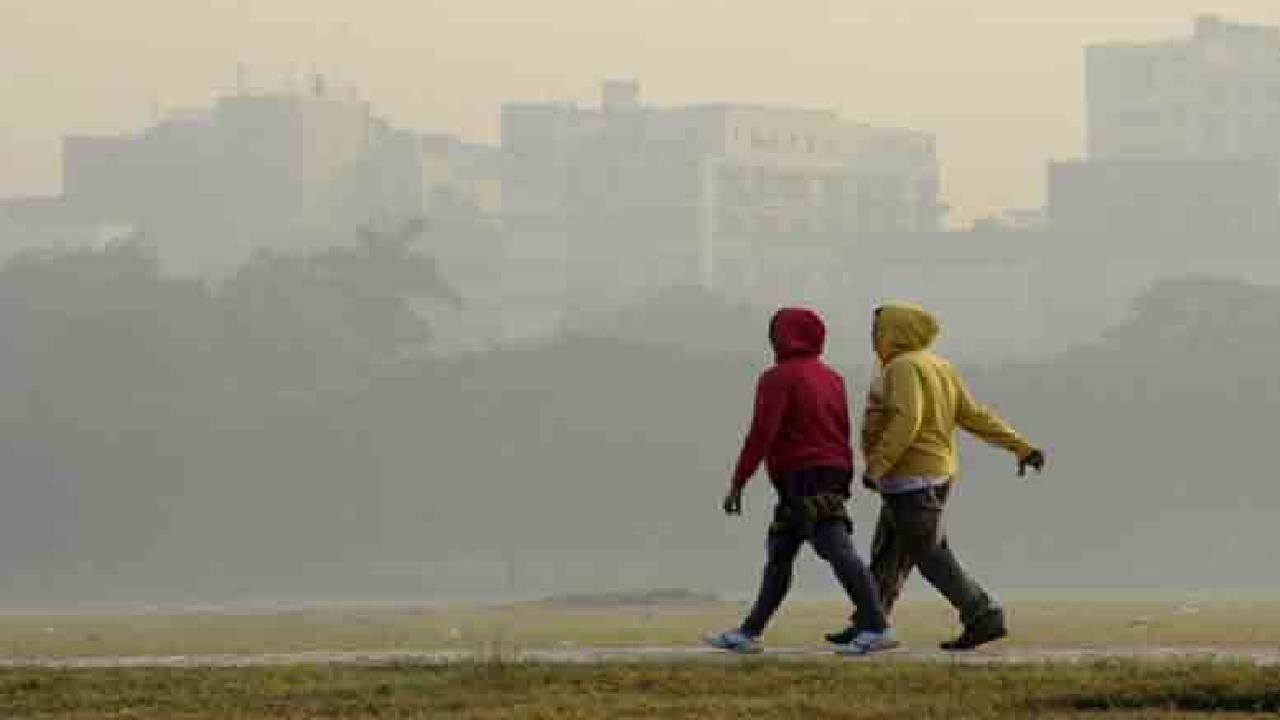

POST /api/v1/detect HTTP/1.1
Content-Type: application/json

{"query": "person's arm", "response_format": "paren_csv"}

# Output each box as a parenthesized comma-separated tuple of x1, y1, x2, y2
(864, 360, 925, 481)
(859, 377, 886, 465)
(728, 370, 790, 494)
(955, 372, 1035, 460)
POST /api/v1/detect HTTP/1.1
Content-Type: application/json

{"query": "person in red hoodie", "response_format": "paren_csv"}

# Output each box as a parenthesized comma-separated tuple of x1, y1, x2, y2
(705, 308, 897, 655)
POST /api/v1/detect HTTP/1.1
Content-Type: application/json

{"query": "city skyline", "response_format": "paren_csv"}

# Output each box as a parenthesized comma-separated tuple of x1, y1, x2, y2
(6, 2, 1280, 224)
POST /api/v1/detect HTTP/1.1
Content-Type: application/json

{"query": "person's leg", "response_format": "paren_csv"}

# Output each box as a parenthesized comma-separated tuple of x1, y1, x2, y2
(826, 499, 912, 644)
(923, 523, 1008, 650)
(869, 498, 915, 616)
(915, 536, 1002, 627)
(809, 521, 888, 632)
(739, 531, 805, 637)
(899, 485, 1002, 628)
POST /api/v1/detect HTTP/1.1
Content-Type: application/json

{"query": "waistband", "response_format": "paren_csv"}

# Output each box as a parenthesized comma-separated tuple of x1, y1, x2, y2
(878, 476, 951, 495)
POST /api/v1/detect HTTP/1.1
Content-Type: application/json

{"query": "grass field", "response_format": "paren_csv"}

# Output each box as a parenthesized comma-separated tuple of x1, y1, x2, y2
(0, 599, 1277, 659)
(1, 600, 1278, 718)
(2, 659, 1279, 718)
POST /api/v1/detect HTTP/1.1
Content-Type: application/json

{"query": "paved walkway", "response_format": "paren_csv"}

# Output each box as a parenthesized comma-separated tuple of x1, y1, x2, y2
(2, 645, 1278, 669)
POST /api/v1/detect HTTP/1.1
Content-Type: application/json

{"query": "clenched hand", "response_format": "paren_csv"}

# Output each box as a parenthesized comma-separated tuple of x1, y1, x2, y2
(1018, 449, 1047, 477)
(723, 491, 743, 516)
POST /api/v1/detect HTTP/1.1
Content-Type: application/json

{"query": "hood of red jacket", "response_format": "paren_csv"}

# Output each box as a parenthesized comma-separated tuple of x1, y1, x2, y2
(769, 307, 826, 361)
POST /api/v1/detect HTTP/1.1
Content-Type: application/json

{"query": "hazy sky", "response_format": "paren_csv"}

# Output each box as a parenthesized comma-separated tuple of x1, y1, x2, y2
(4, 1, 1280, 223)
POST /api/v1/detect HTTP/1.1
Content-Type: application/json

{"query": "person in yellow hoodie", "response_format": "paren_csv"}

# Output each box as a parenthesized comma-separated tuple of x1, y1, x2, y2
(826, 303, 1046, 651)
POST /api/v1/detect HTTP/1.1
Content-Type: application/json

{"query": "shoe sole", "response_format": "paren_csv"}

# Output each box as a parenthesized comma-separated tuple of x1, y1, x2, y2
(703, 638, 763, 655)
(940, 630, 1008, 652)
(834, 639, 902, 656)
(708, 645, 763, 655)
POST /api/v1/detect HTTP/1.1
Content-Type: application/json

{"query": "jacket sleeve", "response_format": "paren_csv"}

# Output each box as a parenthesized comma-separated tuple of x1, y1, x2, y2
(729, 370, 790, 492)
(864, 359, 924, 480)
(859, 376, 887, 464)
(955, 373, 1035, 458)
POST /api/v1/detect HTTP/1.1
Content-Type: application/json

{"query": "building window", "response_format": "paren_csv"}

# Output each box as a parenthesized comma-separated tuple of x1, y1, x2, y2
(752, 130, 780, 151)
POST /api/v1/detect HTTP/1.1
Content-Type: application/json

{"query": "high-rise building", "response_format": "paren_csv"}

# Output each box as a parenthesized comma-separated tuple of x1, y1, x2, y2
(58, 79, 379, 270)
(1050, 15, 1280, 234)
(1086, 14, 1280, 159)
(53, 78, 504, 274)
(501, 81, 942, 304)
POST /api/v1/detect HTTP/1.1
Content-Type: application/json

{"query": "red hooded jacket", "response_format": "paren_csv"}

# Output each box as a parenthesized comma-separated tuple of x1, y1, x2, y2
(729, 308, 854, 493)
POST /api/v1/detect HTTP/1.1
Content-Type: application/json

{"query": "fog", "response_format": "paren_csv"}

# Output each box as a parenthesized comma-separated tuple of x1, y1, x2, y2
(1, 5, 1280, 607)
(8, 1, 1280, 221)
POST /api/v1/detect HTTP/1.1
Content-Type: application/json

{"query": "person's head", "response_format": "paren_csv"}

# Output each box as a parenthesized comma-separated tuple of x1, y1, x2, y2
(872, 303, 940, 363)
(768, 307, 826, 361)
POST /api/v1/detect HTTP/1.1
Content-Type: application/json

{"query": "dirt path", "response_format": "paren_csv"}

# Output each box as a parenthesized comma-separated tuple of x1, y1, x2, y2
(3, 645, 1278, 669)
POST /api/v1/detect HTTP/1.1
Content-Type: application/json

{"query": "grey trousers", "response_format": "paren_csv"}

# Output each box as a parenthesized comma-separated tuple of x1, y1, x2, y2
(869, 483, 1001, 627)
(741, 520, 887, 637)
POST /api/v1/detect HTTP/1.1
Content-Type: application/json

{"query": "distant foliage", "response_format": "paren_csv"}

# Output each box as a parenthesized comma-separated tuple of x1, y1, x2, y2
(0, 256, 1277, 602)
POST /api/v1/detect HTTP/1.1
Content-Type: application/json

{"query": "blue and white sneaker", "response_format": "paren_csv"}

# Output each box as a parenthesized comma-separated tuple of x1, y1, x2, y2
(834, 628, 901, 656)
(704, 628, 763, 654)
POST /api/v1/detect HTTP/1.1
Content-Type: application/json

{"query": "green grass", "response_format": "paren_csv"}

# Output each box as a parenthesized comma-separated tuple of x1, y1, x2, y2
(1, 659, 1278, 718)
(2, 600, 1276, 718)
(1, 600, 1277, 659)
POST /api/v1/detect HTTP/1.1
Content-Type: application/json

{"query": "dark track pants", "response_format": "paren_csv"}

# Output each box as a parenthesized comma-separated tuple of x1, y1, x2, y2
(741, 519, 887, 636)
(869, 483, 1001, 627)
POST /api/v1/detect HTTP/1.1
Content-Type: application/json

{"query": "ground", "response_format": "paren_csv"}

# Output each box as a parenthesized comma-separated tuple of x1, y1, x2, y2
(1, 599, 1277, 717)
(1, 598, 1277, 659)
(3, 659, 1280, 718)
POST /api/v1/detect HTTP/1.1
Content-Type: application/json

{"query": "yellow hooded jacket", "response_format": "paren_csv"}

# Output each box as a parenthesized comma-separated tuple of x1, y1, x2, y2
(864, 304, 1036, 482)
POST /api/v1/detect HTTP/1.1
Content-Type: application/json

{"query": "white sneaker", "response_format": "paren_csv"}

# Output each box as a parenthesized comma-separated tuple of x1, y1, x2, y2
(704, 629, 763, 654)
(834, 628, 900, 656)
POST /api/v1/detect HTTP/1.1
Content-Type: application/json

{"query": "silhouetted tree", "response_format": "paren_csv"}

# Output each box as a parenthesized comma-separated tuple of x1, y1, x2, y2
(218, 219, 458, 391)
